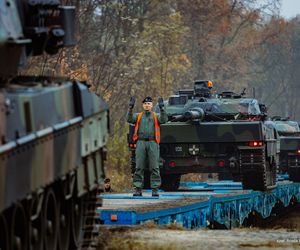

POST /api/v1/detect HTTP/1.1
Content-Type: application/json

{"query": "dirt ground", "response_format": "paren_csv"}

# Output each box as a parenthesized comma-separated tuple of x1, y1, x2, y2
(97, 207, 300, 250)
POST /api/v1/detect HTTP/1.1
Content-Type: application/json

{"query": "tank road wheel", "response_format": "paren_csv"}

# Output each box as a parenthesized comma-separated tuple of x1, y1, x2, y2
(0, 214, 9, 250)
(70, 194, 85, 248)
(29, 199, 44, 250)
(43, 190, 58, 250)
(71, 191, 101, 249)
(57, 197, 71, 250)
(11, 203, 28, 250)
(161, 174, 181, 191)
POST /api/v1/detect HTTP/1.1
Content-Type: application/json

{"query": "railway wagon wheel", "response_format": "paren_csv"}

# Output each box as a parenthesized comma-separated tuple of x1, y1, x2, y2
(57, 196, 71, 250)
(0, 213, 9, 250)
(43, 189, 58, 250)
(70, 194, 85, 248)
(29, 198, 44, 250)
(11, 203, 28, 250)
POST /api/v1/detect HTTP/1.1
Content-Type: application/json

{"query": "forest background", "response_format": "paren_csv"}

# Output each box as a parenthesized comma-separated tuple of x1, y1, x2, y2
(23, 0, 300, 190)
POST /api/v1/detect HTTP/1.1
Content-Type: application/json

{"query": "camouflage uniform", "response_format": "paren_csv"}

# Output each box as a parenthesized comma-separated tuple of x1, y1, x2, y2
(127, 109, 168, 189)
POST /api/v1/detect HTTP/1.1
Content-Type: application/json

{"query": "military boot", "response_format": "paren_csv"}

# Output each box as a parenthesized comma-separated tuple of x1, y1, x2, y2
(133, 188, 142, 197)
(152, 188, 159, 197)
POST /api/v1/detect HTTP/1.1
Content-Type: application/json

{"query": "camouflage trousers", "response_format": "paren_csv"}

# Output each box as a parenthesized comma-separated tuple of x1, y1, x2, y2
(133, 140, 161, 189)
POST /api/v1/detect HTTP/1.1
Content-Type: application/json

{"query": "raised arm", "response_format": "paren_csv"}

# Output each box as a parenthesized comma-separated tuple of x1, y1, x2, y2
(157, 97, 168, 124)
(126, 97, 138, 123)
(126, 109, 138, 124)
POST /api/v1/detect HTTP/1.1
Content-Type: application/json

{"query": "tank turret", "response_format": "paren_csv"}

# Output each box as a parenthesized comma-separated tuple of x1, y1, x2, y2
(167, 80, 266, 121)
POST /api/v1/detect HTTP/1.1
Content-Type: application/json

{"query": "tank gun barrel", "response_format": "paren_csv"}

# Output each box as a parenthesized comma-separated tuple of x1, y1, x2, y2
(171, 108, 205, 122)
(184, 110, 204, 120)
(170, 114, 185, 122)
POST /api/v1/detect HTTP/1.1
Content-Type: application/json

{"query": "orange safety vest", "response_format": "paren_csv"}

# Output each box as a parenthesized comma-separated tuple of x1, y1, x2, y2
(133, 112, 160, 144)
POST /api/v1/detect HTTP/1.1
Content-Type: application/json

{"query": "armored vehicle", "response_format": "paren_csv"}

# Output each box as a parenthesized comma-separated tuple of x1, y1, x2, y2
(271, 117, 300, 182)
(128, 80, 278, 191)
(0, 1, 109, 250)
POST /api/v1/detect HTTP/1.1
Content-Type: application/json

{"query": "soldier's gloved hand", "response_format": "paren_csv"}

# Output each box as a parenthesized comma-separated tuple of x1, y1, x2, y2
(129, 96, 135, 109)
(158, 97, 164, 109)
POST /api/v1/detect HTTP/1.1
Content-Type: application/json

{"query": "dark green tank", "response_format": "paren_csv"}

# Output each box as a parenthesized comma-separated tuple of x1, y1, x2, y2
(0, 1, 109, 249)
(271, 117, 300, 182)
(158, 80, 278, 191)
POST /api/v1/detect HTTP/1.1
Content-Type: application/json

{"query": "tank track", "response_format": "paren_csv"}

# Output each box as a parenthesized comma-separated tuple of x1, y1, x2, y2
(239, 148, 269, 191)
(79, 189, 102, 250)
(0, 185, 102, 250)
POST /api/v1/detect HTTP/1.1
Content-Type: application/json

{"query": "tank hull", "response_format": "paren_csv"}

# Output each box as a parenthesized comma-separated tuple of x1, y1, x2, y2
(159, 121, 277, 191)
(0, 80, 109, 249)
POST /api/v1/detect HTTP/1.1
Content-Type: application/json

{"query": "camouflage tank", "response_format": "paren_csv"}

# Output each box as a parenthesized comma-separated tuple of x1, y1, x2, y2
(0, 1, 109, 250)
(271, 117, 300, 182)
(128, 80, 278, 191)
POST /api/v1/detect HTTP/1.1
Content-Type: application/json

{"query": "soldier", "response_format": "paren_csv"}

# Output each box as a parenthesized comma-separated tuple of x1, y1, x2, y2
(103, 178, 113, 192)
(127, 96, 168, 197)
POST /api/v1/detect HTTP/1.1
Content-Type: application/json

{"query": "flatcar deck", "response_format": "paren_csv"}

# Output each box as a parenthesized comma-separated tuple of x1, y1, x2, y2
(98, 181, 300, 229)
